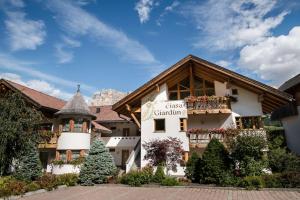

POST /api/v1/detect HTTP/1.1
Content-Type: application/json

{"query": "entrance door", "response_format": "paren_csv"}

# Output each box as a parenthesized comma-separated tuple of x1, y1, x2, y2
(121, 150, 130, 169)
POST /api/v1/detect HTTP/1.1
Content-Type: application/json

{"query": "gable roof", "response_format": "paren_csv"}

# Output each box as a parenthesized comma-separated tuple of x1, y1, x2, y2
(1, 79, 66, 111)
(112, 55, 293, 114)
(90, 105, 131, 122)
(279, 74, 300, 92)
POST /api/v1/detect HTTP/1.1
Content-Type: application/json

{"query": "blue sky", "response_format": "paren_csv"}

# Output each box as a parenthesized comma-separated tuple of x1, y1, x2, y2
(0, 0, 300, 100)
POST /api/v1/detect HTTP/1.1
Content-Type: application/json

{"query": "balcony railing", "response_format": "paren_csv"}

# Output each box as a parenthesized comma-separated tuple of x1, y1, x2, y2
(184, 96, 231, 114)
(188, 128, 266, 148)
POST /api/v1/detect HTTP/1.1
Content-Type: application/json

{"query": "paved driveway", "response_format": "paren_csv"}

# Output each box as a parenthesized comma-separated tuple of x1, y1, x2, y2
(22, 185, 300, 200)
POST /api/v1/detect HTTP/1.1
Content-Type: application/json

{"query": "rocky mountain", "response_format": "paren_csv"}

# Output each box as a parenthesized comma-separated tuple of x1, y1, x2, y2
(90, 89, 127, 106)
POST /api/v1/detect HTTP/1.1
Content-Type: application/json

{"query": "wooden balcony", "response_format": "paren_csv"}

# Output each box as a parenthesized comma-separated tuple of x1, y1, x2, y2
(38, 131, 59, 149)
(185, 96, 231, 114)
(188, 128, 266, 148)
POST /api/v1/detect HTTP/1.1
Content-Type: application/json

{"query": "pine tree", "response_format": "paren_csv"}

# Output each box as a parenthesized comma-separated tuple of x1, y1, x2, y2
(79, 140, 117, 185)
(14, 142, 42, 181)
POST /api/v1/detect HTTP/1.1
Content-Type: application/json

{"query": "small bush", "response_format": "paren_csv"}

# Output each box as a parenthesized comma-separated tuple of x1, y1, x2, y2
(120, 166, 154, 187)
(241, 176, 264, 190)
(185, 152, 202, 183)
(67, 157, 85, 165)
(5, 179, 27, 196)
(57, 174, 78, 186)
(37, 174, 58, 191)
(262, 174, 282, 188)
(152, 165, 165, 183)
(161, 177, 180, 186)
(219, 172, 241, 187)
(25, 181, 40, 192)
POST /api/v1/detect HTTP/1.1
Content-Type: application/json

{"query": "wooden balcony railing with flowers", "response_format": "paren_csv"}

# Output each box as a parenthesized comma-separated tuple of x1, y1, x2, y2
(38, 131, 59, 149)
(187, 128, 266, 148)
(184, 96, 231, 114)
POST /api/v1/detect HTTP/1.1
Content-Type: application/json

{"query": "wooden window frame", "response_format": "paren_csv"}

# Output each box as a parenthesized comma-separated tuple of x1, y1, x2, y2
(154, 118, 166, 132)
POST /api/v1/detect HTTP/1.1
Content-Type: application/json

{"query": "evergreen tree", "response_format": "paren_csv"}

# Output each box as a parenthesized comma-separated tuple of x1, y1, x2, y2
(14, 142, 42, 181)
(202, 138, 230, 184)
(79, 140, 116, 185)
(185, 152, 203, 183)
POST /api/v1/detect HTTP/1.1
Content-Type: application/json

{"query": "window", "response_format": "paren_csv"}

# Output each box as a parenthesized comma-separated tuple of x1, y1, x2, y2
(235, 116, 263, 129)
(232, 89, 238, 95)
(72, 150, 81, 160)
(109, 148, 115, 152)
(154, 119, 165, 132)
(59, 151, 66, 161)
(96, 107, 101, 113)
(74, 119, 83, 132)
(110, 127, 116, 130)
(179, 118, 187, 132)
(194, 77, 215, 96)
(62, 120, 70, 132)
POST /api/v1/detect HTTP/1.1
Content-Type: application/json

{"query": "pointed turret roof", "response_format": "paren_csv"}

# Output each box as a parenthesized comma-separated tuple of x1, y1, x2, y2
(55, 86, 95, 118)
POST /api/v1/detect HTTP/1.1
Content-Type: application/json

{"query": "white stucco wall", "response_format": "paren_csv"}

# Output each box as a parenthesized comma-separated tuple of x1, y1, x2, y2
(108, 147, 134, 166)
(140, 84, 188, 176)
(187, 114, 234, 129)
(282, 106, 300, 155)
(101, 122, 139, 137)
(57, 132, 90, 150)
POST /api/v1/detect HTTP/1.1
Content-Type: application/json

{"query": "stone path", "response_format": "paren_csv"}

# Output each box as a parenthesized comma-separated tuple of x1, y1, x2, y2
(21, 185, 300, 200)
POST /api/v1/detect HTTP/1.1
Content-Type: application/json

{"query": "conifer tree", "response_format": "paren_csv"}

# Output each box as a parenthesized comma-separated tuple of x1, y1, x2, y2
(14, 142, 42, 181)
(79, 140, 116, 185)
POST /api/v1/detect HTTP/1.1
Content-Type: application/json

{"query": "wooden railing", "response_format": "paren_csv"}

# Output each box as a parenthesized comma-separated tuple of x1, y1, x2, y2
(188, 129, 266, 148)
(184, 96, 231, 114)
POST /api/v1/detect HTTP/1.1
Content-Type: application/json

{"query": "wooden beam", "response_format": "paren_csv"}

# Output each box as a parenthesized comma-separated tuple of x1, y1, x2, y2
(126, 104, 141, 129)
(189, 63, 195, 96)
(156, 84, 160, 92)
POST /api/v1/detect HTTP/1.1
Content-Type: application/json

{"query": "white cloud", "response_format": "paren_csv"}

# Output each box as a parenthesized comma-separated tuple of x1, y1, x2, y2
(48, 0, 156, 64)
(4, 11, 46, 51)
(0, 53, 95, 92)
(9, 0, 24, 7)
(157, 1, 180, 26)
(0, 72, 72, 100)
(216, 60, 231, 68)
(183, 0, 288, 50)
(135, 0, 155, 24)
(239, 26, 300, 87)
(55, 36, 81, 64)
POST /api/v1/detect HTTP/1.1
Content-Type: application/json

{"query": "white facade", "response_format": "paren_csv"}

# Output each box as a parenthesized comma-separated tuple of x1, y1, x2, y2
(140, 81, 264, 176)
(57, 132, 90, 150)
(281, 106, 300, 155)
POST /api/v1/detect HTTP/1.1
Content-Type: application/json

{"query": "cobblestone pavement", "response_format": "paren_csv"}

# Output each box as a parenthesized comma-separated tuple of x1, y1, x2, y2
(22, 185, 300, 200)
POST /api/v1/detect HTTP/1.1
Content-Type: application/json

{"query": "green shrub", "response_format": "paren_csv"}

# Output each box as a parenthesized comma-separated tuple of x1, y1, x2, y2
(152, 165, 165, 183)
(219, 172, 241, 187)
(201, 138, 230, 184)
(37, 174, 58, 191)
(239, 156, 267, 177)
(262, 174, 282, 188)
(25, 181, 40, 192)
(120, 167, 154, 187)
(268, 148, 300, 173)
(52, 160, 65, 165)
(57, 174, 78, 186)
(161, 177, 180, 186)
(241, 176, 264, 190)
(79, 140, 117, 185)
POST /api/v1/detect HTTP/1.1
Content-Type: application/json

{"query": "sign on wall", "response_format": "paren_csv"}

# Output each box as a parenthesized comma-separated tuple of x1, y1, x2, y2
(142, 100, 187, 121)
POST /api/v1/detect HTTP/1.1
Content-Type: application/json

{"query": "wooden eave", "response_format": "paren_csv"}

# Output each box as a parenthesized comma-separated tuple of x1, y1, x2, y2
(112, 55, 293, 115)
